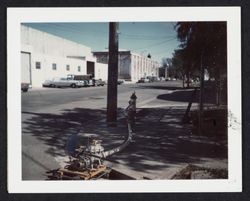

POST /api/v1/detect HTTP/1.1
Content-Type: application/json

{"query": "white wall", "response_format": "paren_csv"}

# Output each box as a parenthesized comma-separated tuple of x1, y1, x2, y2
(21, 26, 158, 86)
(92, 51, 160, 83)
(21, 25, 91, 58)
(130, 53, 160, 82)
(118, 54, 131, 80)
(95, 62, 108, 81)
(21, 25, 106, 87)
(31, 54, 86, 87)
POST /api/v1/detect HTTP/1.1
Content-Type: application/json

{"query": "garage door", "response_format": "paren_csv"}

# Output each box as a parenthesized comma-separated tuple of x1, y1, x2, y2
(21, 52, 31, 84)
(87, 61, 95, 77)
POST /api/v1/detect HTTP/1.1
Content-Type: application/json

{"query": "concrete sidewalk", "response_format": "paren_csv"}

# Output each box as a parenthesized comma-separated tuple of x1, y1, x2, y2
(23, 86, 227, 180)
(107, 105, 227, 179)
(53, 99, 227, 180)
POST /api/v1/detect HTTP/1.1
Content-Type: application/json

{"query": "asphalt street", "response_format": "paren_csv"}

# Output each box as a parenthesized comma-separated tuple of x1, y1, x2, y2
(21, 80, 228, 180)
(21, 81, 184, 180)
(22, 81, 183, 112)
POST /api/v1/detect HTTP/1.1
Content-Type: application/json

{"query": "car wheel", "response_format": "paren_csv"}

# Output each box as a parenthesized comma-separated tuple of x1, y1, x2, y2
(22, 88, 28, 92)
(71, 84, 76, 88)
(50, 84, 55, 88)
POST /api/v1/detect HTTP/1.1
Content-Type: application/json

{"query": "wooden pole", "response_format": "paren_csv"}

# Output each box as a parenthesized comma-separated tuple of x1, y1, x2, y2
(107, 22, 119, 123)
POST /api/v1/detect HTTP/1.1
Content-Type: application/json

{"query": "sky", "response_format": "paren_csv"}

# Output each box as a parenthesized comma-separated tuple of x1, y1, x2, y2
(23, 22, 180, 64)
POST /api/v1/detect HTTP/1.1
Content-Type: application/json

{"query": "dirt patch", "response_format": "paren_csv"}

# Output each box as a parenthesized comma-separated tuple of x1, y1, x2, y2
(190, 107, 227, 137)
(171, 164, 228, 179)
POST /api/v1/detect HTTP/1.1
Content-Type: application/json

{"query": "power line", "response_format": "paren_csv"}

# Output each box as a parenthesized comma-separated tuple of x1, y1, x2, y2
(121, 33, 174, 37)
(131, 37, 176, 51)
(24, 23, 178, 56)
(51, 23, 175, 42)
(149, 42, 179, 55)
(120, 35, 175, 41)
(120, 32, 175, 40)
(28, 23, 175, 42)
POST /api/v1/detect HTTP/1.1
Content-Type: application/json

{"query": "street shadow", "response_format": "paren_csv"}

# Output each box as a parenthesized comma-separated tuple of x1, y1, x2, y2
(133, 81, 227, 105)
(109, 107, 227, 173)
(132, 85, 185, 91)
(22, 108, 127, 157)
(157, 88, 216, 104)
(22, 106, 227, 176)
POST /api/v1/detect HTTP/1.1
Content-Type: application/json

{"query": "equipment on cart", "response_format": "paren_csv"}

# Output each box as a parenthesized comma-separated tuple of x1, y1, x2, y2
(47, 139, 111, 180)
(46, 92, 137, 180)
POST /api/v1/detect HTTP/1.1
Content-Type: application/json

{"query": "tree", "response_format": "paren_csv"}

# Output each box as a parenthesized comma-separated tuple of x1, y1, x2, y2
(171, 49, 186, 88)
(174, 22, 227, 135)
(162, 57, 172, 78)
(175, 22, 227, 104)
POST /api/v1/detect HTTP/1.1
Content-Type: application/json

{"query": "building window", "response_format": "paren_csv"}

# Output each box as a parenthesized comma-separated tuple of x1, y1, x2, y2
(66, 65, 70, 71)
(52, 63, 57, 70)
(78, 66, 81, 72)
(35, 62, 41, 69)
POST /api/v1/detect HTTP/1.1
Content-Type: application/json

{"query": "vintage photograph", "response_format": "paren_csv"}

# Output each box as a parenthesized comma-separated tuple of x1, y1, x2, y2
(21, 21, 228, 181)
(8, 7, 241, 192)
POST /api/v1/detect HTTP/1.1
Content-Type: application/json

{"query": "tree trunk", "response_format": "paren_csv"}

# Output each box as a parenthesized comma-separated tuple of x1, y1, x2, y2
(182, 74, 185, 88)
(187, 71, 190, 88)
(216, 68, 221, 106)
(199, 53, 204, 135)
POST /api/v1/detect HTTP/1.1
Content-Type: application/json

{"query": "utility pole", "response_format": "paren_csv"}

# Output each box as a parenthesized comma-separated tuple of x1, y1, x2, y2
(107, 22, 119, 124)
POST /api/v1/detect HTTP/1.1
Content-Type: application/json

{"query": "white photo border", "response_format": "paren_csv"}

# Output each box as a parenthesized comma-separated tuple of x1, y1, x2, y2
(7, 7, 241, 193)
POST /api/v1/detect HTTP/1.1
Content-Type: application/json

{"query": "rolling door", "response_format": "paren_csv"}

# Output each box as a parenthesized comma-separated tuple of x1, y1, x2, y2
(87, 61, 95, 78)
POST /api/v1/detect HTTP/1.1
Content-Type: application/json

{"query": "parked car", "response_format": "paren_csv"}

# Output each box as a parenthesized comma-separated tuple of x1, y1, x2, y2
(42, 77, 83, 88)
(137, 78, 144, 83)
(185, 79, 194, 84)
(66, 74, 90, 87)
(67, 78, 85, 87)
(95, 79, 106, 86)
(159, 77, 165, 81)
(87, 79, 95, 87)
(117, 79, 125, 85)
(21, 83, 29, 92)
(149, 76, 160, 82)
(42, 79, 56, 88)
(138, 78, 150, 83)
(82, 80, 89, 87)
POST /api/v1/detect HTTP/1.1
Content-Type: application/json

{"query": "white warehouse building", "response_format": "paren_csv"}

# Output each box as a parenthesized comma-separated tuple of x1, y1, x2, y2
(21, 25, 108, 87)
(21, 25, 160, 87)
(93, 51, 160, 82)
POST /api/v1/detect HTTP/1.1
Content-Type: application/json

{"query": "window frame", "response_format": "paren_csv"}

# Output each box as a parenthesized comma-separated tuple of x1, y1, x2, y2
(52, 63, 57, 70)
(35, 61, 41, 69)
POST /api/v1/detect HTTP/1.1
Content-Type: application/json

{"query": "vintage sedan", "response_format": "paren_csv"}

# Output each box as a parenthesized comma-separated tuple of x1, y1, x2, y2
(137, 78, 150, 83)
(95, 79, 106, 86)
(42, 77, 84, 88)
(117, 79, 125, 85)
